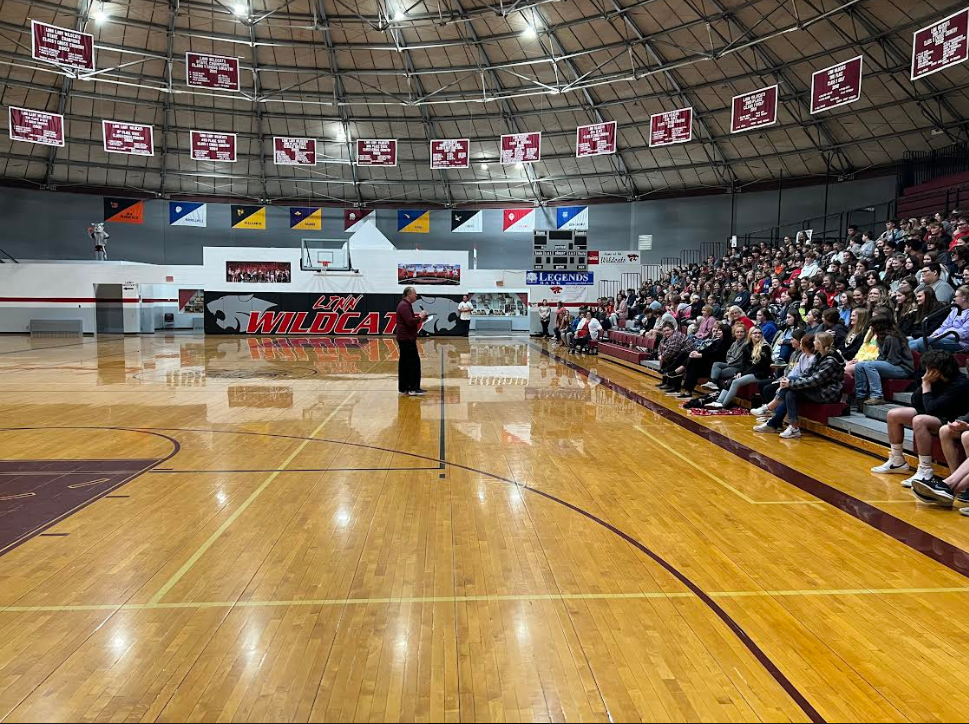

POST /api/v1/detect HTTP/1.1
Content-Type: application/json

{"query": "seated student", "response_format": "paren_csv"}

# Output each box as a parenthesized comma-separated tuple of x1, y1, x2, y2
(853, 316, 915, 408)
(701, 323, 749, 391)
(726, 305, 754, 331)
(656, 322, 692, 389)
(871, 350, 969, 483)
(693, 304, 718, 340)
(773, 310, 805, 363)
(910, 284, 969, 353)
(667, 322, 733, 398)
(819, 308, 848, 350)
(752, 332, 815, 421)
(571, 310, 602, 354)
(803, 308, 822, 334)
(705, 326, 772, 409)
(755, 308, 778, 343)
(752, 331, 846, 439)
(912, 417, 969, 510)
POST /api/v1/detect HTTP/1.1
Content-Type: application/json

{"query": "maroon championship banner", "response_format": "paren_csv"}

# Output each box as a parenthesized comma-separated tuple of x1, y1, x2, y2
(31, 20, 95, 73)
(190, 130, 237, 162)
(356, 139, 397, 166)
(8, 107, 64, 147)
(810, 55, 863, 113)
(429, 138, 470, 169)
(102, 120, 154, 156)
(576, 121, 617, 157)
(649, 108, 693, 147)
(500, 132, 541, 164)
(204, 291, 464, 336)
(273, 136, 317, 166)
(911, 8, 969, 81)
(185, 52, 240, 91)
(730, 85, 778, 133)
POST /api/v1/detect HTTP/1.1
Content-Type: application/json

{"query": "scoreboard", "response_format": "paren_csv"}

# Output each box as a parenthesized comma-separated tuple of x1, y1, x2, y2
(533, 229, 588, 271)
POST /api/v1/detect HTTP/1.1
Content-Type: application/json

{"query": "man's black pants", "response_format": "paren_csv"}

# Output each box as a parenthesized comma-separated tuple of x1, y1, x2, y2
(397, 339, 422, 393)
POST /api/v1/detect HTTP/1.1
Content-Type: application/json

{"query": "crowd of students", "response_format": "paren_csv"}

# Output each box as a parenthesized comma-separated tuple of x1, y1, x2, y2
(602, 211, 969, 513)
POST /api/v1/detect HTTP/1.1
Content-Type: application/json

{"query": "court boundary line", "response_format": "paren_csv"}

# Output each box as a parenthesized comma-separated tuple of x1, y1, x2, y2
(5, 586, 969, 613)
(534, 343, 969, 581)
(149, 466, 442, 474)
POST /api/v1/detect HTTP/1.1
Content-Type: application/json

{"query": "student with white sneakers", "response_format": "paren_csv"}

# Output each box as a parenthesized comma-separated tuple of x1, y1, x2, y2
(870, 350, 969, 486)
(751, 331, 845, 439)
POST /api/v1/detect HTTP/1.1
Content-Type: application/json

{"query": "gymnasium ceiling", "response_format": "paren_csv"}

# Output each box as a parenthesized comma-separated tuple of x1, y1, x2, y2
(0, 0, 967, 206)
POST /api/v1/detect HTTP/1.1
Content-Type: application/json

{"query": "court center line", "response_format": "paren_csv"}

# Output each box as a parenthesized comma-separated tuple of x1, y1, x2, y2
(635, 425, 821, 506)
(8, 586, 969, 614)
(146, 391, 356, 606)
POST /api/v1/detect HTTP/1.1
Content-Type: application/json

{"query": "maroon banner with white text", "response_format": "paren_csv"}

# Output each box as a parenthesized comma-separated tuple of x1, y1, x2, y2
(429, 139, 470, 169)
(190, 130, 237, 162)
(273, 136, 317, 166)
(911, 8, 969, 81)
(356, 139, 397, 166)
(730, 85, 778, 133)
(8, 107, 64, 147)
(810, 56, 863, 113)
(500, 132, 541, 164)
(185, 52, 240, 91)
(31, 20, 94, 72)
(576, 121, 617, 157)
(102, 120, 154, 156)
(649, 108, 693, 147)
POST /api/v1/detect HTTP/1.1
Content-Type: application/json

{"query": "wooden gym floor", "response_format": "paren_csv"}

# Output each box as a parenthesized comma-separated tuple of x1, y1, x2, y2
(1, 333, 969, 723)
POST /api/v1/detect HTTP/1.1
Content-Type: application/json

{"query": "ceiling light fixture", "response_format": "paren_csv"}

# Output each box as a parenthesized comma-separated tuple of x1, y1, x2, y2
(231, 3, 248, 17)
(394, 8, 406, 21)
(91, 2, 110, 23)
(521, 24, 536, 39)
(479, 163, 488, 171)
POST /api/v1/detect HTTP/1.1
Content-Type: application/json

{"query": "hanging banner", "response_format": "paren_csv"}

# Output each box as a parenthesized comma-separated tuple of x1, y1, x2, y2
(290, 207, 322, 230)
(649, 108, 693, 147)
(576, 121, 617, 157)
(911, 8, 969, 80)
(104, 198, 144, 224)
(31, 20, 95, 73)
(8, 107, 64, 147)
(169, 202, 207, 227)
(356, 139, 397, 166)
(810, 56, 863, 113)
(503, 208, 535, 233)
(231, 205, 266, 230)
(429, 138, 470, 169)
(190, 130, 237, 162)
(344, 208, 375, 232)
(555, 206, 588, 231)
(185, 52, 240, 91)
(588, 251, 641, 265)
(730, 85, 779, 133)
(500, 132, 541, 164)
(273, 136, 317, 166)
(398, 264, 460, 286)
(102, 120, 154, 156)
(398, 210, 430, 233)
(451, 210, 483, 233)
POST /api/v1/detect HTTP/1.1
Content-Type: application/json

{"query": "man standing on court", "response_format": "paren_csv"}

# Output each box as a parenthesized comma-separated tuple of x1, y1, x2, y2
(396, 286, 428, 395)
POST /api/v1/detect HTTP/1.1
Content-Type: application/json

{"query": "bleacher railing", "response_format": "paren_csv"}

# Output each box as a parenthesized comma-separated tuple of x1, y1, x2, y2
(737, 198, 897, 249)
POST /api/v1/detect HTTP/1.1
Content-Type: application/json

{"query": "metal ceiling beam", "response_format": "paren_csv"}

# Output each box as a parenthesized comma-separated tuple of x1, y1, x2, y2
(315, 0, 360, 204)
(158, 0, 177, 197)
(388, 18, 455, 207)
(42, 0, 92, 189)
(452, 0, 545, 204)
(602, 0, 737, 190)
(531, 5, 639, 198)
(699, 0, 854, 175)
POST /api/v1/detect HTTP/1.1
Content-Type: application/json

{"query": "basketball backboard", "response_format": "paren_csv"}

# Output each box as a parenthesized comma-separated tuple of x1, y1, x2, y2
(300, 238, 351, 272)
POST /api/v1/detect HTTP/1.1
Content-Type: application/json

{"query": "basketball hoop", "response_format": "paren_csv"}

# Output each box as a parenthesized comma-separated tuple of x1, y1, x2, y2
(317, 260, 331, 276)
